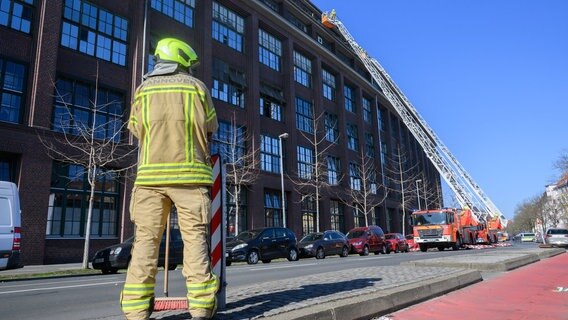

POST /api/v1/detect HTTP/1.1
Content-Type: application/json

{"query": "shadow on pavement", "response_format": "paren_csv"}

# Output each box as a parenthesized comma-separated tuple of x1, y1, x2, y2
(152, 277, 382, 320)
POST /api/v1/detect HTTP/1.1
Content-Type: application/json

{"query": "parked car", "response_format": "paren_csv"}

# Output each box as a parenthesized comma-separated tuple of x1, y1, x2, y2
(514, 232, 536, 242)
(92, 228, 184, 274)
(384, 233, 409, 253)
(544, 228, 568, 247)
(0, 181, 22, 270)
(225, 227, 298, 265)
(405, 234, 417, 250)
(298, 230, 350, 259)
(345, 225, 386, 256)
(497, 231, 509, 242)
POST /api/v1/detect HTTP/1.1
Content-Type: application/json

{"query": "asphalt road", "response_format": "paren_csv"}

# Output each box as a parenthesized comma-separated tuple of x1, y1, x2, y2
(0, 242, 537, 320)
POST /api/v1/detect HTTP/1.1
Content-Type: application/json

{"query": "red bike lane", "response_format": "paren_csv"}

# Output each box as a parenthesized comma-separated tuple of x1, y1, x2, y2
(387, 252, 568, 320)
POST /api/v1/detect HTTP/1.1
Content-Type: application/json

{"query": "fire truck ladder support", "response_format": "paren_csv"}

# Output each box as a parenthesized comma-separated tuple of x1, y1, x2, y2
(321, 11, 505, 226)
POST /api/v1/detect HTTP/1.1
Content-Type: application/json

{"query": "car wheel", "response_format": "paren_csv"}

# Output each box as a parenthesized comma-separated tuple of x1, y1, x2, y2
(380, 245, 387, 255)
(340, 246, 349, 257)
(287, 248, 299, 261)
(247, 250, 259, 264)
(395, 245, 399, 253)
(405, 244, 410, 252)
(261, 259, 272, 264)
(226, 260, 232, 267)
(315, 247, 325, 259)
(360, 245, 369, 256)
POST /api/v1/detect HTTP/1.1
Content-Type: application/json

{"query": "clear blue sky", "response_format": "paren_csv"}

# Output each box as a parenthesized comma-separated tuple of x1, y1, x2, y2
(312, 0, 568, 219)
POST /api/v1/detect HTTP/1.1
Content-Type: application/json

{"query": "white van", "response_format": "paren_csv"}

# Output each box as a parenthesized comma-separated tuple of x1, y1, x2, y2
(0, 181, 21, 270)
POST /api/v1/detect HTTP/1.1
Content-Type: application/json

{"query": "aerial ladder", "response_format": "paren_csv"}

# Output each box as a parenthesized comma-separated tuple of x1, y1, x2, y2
(321, 11, 507, 227)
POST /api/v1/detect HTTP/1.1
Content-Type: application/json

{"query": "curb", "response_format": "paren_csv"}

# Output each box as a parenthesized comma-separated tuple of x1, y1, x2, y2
(263, 269, 482, 320)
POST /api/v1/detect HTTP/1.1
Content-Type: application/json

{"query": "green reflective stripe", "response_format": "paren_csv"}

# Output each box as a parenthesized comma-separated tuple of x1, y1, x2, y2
(121, 297, 152, 311)
(142, 95, 151, 165)
(138, 163, 212, 173)
(186, 278, 218, 291)
(129, 116, 138, 124)
(206, 110, 216, 121)
(135, 175, 212, 185)
(187, 297, 215, 308)
(122, 283, 154, 295)
(185, 93, 192, 163)
(135, 86, 206, 98)
(189, 92, 195, 163)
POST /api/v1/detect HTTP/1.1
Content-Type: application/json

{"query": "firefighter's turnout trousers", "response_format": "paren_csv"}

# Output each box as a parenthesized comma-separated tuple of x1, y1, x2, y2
(121, 186, 219, 320)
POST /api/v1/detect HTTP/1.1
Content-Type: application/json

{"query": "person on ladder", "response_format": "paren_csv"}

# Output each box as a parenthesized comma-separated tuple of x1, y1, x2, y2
(120, 37, 219, 320)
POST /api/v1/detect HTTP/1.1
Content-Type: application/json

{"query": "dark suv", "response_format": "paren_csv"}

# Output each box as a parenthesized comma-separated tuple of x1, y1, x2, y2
(225, 227, 299, 265)
(346, 225, 386, 256)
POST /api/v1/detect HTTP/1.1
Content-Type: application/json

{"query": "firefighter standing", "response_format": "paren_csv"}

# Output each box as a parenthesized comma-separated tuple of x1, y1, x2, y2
(120, 38, 219, 320)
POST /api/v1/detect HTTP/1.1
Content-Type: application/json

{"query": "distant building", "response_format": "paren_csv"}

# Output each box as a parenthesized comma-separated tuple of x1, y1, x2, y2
(545, 173, 568, 229)
(0, 0, 440, 265)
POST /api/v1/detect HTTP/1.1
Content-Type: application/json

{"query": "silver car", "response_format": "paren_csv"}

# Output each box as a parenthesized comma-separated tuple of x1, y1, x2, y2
(544, 228, 568, 247)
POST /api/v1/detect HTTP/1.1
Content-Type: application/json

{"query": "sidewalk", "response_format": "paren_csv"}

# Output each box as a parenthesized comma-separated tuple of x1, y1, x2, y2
(1, 247, 564, 320)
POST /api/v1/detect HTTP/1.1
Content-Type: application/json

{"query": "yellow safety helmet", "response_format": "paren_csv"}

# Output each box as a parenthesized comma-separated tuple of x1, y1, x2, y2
(154, 38, 199, 68)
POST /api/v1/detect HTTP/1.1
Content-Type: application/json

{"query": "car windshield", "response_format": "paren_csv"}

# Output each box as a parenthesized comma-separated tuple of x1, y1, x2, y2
(300, 233, 323, 242)
(346, 230, 366, 239)
(523, 233, 535, 237)
(385, 234, 396, 240)
(548, 229, 568, 235)
(236, 230, 259, 240)
(412, 212, 447, 225)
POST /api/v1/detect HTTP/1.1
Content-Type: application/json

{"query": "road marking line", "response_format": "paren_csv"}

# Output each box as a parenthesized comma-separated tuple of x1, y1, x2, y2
(0, 280, 124, 295)
(247, 263, 318, 271)
(0, 276, 123, 289)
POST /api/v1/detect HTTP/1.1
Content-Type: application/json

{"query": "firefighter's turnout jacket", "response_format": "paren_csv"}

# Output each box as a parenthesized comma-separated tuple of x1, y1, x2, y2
(128, 72, 218, 186)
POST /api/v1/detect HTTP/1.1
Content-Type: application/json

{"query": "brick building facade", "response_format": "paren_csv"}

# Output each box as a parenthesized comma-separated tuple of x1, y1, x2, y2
(0, 0, 440, 265)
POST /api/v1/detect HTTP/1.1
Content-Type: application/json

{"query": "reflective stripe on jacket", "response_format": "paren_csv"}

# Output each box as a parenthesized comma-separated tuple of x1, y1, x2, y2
(128, 72, 218, 186)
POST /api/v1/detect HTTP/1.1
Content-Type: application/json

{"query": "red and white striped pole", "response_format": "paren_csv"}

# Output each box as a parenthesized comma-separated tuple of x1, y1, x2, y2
(209, 154, 226, 309)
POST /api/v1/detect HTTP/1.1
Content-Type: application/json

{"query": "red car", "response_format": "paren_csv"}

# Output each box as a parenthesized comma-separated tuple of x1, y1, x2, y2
(346, 225, 387, 256)
(405, 234, 418, 251)
(384, 233, 409, 253)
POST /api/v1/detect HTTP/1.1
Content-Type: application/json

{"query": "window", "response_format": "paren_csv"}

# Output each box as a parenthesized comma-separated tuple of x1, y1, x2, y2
(380, 142, 388, 185)
(47, 162, 120, 238)
(52, 78, 124, 142)
(0, 58, 26, 124)
(377, 106, 386, 131)
(261, 134, 281, 173)
(349, 162, 361, 191)
(61, 0, 128, 66)
(369, 168, 377, 195)
(0, 0, 34, 33)
(259, 0, 279, 12)
(259, 83, 283, 122)
(226, 187, 246, 236)
(347, 123, 358, 151)
(211, 58, 246, 108)
(151, 0, 195, 27)
(301, 196, 316, 235)
(212, 1, 244, 52)
(297, 146, 313, 180)
(363, 97, 371, 122)
(286, 12, 307, 34)
(258, 29, 281, 71)
(326, 156, 340, 185)
(324, 113, 339, 143)
(293, 51, 311, 87)
(365, 133, 375, 157)
(344, 85, 355, 112)
(211, 120, 246, 165)
(353, 205, 365, 227)
(0, 154, 17, 182)
(330, 200, 344, 233)
(52, 78, 123, 141)
(390, 114, 399, 138)
(322, 68, 336, 101)
(264, 190, 282, 227)
(295, 97, 313, 134)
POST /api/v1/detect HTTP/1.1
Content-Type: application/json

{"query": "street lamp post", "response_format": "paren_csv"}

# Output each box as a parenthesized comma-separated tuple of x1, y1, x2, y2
(416, 179, 422, 210)
(278, 133, 289, 227)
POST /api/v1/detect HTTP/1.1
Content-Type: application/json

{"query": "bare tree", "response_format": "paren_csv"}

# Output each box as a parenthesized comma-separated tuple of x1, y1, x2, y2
(215, 113, 260, 235)
(38, 68, 137, 269)
(289, 112, 338, 232)
(340, 149, 388, 228)
(384, 144, 420, 235)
